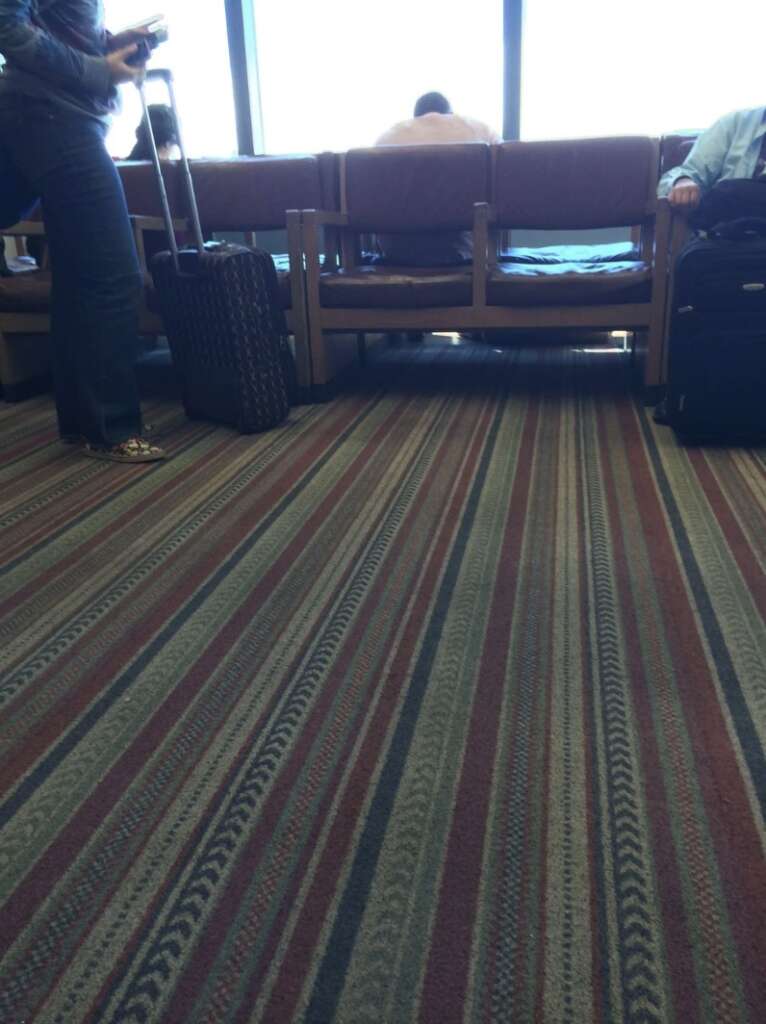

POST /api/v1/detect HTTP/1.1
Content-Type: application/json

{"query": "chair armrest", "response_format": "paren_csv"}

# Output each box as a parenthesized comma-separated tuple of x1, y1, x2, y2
(129, 214, 189, 233)
(302, 208, 351, 272)
(2, 220, 47, 236)
(302, 209, 349, 228)
(472, 202, 498, 308)
(130, 214, 190, 276)
(474, 201, 498, 223)
(285, 209, 306, 313)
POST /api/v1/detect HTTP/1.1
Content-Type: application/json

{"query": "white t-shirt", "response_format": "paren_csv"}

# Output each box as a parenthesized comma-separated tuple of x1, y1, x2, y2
(376, 112, 501, 147)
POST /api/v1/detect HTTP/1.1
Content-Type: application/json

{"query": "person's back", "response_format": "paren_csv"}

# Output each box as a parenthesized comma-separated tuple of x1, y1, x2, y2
(373, 92, 500, 266)
(377, 111, 500, 148)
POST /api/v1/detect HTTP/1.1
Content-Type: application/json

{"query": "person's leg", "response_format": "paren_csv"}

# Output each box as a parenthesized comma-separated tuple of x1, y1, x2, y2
(40, 125, 144, 445)
(4, 101, 148, 448)
(0, 120, 40, 279)
(47, 252, 86, 437)
(0, 124, 39, 228)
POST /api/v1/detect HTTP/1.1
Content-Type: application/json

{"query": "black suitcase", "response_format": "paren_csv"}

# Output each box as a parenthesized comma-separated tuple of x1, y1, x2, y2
(141, 70, 292, 433)
(665, 219, 766, 443)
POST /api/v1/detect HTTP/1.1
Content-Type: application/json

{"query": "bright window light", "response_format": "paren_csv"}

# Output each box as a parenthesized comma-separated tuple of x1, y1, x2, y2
(522, 2, 766, 140)
(103, 1, 238, 158)
(251, 0, 503, 154)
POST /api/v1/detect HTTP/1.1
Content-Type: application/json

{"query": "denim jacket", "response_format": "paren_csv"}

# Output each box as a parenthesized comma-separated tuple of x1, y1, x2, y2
(658, 106, 766, 197)
(0, 0, 113, 119)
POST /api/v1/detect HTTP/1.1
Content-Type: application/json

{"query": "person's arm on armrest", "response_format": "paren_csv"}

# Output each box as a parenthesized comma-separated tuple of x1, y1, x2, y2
(657, 111, 738, 208)
(0, 0, 145, 96)
(667, 176, 701, 210)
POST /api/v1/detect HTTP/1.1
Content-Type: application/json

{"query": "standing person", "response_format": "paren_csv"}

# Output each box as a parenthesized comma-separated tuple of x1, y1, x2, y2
(0, 1, 165, 461)
(374, 92, 501, 266)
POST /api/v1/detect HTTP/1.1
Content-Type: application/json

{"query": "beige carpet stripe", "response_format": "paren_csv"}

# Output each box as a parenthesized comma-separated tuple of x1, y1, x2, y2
(333, 393, 532, 1024)
(33, 387, 497, 1019)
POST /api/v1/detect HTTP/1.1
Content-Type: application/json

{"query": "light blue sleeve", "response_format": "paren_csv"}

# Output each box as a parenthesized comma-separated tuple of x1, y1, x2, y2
(657, 114, 737, 197)
(0, 0, 110, 97)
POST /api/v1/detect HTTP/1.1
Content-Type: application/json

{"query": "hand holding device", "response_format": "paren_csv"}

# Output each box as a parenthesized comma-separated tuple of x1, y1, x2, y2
(116, 15, 169, 67)
(125, 17, 168, 66)
(107, 43, 148, 84)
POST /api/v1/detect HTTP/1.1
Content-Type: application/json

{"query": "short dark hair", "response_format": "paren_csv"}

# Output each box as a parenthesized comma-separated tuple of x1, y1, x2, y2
(414, 92, 452, 117)
(128, 104, 179, 160)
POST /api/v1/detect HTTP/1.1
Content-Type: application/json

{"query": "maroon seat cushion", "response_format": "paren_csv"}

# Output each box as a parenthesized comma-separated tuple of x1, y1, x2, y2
(501, 241, 639, 264)
(487, 261, 652, 306)
(319, 266, 473, 309)
(0, 270, 52, 311)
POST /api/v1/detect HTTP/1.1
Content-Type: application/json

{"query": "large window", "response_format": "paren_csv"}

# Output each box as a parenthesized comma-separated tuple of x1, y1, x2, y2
(521, 2, 766, 140)
(250, 0, 503, 154)
(103, 1, 238, 158)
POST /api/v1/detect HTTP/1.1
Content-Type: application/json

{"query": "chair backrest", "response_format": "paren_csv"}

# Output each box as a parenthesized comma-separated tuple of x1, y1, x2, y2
(659, 134, 697, 177)
(189, 155, 323, 231)
(343, 144, 491, 231)
(118, 155, 324, 231)
(493, 136, 658, 229)
(316, 151, 342, 213)
(117, 160, 184, 219)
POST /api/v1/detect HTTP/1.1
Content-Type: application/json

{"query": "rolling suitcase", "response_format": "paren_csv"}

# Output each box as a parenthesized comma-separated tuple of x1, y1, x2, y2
(141, 69, 293, 433)
(665, 217, 766, 443)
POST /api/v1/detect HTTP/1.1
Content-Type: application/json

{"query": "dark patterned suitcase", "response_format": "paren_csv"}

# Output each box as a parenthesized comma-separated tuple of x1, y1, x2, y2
(140, 70, 292, 433)
(151, 243, 291, 432)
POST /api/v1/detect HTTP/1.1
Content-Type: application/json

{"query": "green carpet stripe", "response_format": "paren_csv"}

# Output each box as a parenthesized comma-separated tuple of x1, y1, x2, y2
(0, 342, 763, 1024)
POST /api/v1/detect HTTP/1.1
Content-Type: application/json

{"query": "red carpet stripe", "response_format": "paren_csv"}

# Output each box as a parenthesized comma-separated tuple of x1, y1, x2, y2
(0, 342, 763, 1024)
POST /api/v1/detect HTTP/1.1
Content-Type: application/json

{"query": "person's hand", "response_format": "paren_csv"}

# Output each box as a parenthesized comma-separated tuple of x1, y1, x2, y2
(108, 26, 152, 53)
(668, 176, 701, 210)
(106, 43, 146, 86)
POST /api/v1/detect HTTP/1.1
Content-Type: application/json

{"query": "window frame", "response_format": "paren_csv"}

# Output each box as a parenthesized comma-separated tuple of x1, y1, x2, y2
(227, 1, 521, 153)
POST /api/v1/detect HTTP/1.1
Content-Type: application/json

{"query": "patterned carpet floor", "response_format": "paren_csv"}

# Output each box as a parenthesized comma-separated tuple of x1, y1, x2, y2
(0, 340, 764, 1023)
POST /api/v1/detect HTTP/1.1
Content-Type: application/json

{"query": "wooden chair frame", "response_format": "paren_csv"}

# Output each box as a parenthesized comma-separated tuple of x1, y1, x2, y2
(296, 194, 674, 399)
(659, 208, 694, 383)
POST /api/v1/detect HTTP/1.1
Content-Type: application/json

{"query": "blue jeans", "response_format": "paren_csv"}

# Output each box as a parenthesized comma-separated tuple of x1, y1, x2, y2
(0, 96, 143, 444)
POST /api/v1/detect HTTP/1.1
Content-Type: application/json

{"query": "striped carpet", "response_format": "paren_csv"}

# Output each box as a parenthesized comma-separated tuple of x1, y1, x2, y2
(1, 341, 764, 1024)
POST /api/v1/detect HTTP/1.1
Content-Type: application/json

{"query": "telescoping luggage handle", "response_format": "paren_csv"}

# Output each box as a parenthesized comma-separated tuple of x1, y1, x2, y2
(138, 68, 205, 271)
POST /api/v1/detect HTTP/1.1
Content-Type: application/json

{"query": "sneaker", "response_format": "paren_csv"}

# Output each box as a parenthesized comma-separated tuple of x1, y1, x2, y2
(83, 437, 166, 463)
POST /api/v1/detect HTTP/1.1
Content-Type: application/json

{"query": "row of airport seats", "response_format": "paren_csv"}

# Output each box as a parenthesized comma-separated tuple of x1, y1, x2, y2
(0, 134, 696, 402)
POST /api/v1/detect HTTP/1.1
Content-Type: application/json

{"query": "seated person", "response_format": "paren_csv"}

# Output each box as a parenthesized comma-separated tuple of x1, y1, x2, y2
(654, 104, 766, 424)
(127, 103, 180, 161)
(373, 92, 501, 266)
(125, 104, 183, 266)
(658, 104, 766, 211)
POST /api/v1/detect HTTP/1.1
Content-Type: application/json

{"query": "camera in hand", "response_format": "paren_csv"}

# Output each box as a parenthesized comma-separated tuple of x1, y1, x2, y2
(125, 19, 169, 66)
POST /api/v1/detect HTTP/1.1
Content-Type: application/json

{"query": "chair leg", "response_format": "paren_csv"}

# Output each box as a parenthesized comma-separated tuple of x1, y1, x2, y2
(307, 316, 332, 402)
(643, 306, 668, 390)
